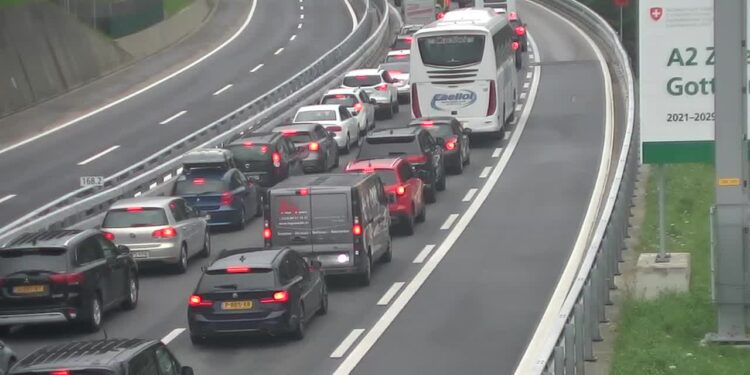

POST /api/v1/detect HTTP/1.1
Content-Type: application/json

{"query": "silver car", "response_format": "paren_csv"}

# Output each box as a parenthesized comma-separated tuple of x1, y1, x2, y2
(101, 197, 210, 273)
(342, 68, 400, 119)
(0, 341, 16, 375)
(294, 104, 360, 153)
(320, 87, 377, 134)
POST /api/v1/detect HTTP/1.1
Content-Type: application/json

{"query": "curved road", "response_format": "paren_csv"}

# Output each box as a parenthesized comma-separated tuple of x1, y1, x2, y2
(0, 0, 357, 228)
(2, 1, 610, 374)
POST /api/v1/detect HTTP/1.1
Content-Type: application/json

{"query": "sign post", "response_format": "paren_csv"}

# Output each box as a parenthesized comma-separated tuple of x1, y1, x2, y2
(614, 0, 629, 42)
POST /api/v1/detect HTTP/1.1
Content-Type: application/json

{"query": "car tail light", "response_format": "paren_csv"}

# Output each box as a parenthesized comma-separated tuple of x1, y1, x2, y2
(220, 192, 233, 206)
(511, 41, 520, 51)
(420, 120, 434, 128)
(405, 35, 413, 42)
(49, 272, 85, 285)
(445, 136, 458, 151)
(436, 11, 445, 19)
(193, 178, 206, 185)
(188, 294, 213, 307)
(297, 188, 309, 196)
(375, 83, 388, 92)
(152, 227, 177, 239)
(411, 84, 421, 117)
(243, 141, 254, 148)
(353, 103, 363, 113)
(227, 266, 251, 273)
(487, 81, 497, 116)
(308, 142, 320, 151)
(272, 151, 282, 167)
(263, 227, 272, 239)
(396, 185, 406, 196)
(102, 231, 115, 241)
(405, 154, 427, 164)
(515, 26, 526, 36)
(327, 126, 343, 132)
(50, 370, 71, 375)
(352, 216, 363, 236)
(261, 290, 289, 304)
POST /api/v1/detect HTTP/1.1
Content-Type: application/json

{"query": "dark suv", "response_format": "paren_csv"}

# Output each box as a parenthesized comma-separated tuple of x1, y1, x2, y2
(9, 338, 194, 375)
(356, 127, 445, 203)
(224, 132, 304, 191)
(0, 230, 139, 334)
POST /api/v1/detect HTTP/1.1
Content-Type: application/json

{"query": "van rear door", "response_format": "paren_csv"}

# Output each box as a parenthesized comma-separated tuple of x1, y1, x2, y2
(309, 192, 353, 255)
(270, 191, 313, 253)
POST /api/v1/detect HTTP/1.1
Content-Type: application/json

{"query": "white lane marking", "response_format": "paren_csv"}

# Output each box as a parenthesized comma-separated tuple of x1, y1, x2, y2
(377, 282, 405, 306)
(212, 84, 233, 96)
(330, 329, 366, 358)
(523, 82, 530, 89)
(77, 145, 120, 166)
(526, 72, 532, 79)
(300, 14, 304, 19)
(298, 23, 303, 29)
(0, 194, 16, 205)
(290, 34, 297, 41)
(515, 3, 614, 373)
(333, 33, 543, 375)
(275, 48, 284, 55)
(413, 244, 435, 264)
(300, 5, 304, 10)
(250, 63, 264, 73)
(515, 104, 523, 112)
(491, 148, 502, 158)
(0, 0, 258, 156)
(529, 54, 536, 60)
(462, 188, 478, 202)
(504, 131, 511, 140)
(161, 328, 185, 344)
(440, 214, 459, 230)
(344, 0, 357, 33)
(479, 166, 492, 178)
(159, 110, 187, 125)
(520, 92, 527, 100)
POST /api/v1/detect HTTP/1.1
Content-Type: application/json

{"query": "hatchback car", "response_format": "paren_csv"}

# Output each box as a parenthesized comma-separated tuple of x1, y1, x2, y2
(0, 341, 16, 375)
(293, 105, 360, 153)
(341, 69, 400, 119)
(345, 158, 426, 235)
(271, 123, 339, 173)
(0, 230, 138, 334)
(9, 339, 193, 375)
(101, 197, 210, 273)
(356, 127, 445, 203)
(390, 34, 413, 51)
(224, 132, 304, 190)
(187, 247, 327, 343)
(408, 117, 471, 174)
(319, 87, 376, 135)
(378, 58, 410, 104)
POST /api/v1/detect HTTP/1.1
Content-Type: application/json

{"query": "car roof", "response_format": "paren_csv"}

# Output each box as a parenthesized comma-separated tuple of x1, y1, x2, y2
(324, 87, 360, 95)
(2, 229, 91, 249)
(297, 104, 341, 112)
(229, 132, 280, 145)
(271, 123, 319, 132)
(182, 148, 232, 165)
(366, 127, 422, 138)
(272, 173, 373, 190)
(13, 339, 156, 372)
(345, 68, 381, 76)
(210, 248, 286, 270)
(346, 158, 402, 170)
(109, 196, 176, 210)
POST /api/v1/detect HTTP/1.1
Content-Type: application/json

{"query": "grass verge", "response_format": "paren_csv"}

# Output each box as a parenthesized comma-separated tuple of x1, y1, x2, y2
(611, 164, 750, 374)
(164, 0, 193, 18)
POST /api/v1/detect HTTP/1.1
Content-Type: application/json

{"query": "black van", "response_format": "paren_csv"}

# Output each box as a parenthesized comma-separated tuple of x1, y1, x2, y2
(263, 174, 392, 286)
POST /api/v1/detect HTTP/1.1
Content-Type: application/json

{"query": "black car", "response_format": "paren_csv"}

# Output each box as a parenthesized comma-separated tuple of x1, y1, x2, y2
(9, 339, 193, 375)
(224, 132, 305, 191)
(357, 127, 445, 203)
(187, 247, 327, 343)
(0, 230, 138, 334)
(271, 123, 339, 173)
(407, 117, 471, 174)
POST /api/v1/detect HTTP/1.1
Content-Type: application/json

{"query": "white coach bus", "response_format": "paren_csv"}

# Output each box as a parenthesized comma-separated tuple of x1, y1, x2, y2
(409, 8, 519, 138)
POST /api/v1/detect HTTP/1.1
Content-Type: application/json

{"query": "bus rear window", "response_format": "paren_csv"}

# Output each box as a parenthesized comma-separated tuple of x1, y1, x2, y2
(417, 34, 485, 67)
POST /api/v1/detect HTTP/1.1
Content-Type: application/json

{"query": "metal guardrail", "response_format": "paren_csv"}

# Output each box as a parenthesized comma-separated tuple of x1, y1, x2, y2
(0, 0, 396, 243)
(514, 0, 637, 374)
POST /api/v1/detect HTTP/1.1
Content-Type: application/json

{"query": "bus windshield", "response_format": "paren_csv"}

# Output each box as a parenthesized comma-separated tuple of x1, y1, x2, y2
(417, 34, 485, 67)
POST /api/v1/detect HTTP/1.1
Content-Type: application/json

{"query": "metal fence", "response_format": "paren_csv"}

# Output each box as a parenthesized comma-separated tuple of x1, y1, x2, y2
(514, 0, 637, 373)
(0, 0, 397, 244)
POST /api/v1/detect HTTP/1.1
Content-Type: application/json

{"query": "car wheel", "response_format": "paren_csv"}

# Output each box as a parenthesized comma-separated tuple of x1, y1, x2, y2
(425, 185, 437, 204)
(200, 231, 211, 258)
(255, 195, 263, 217)
(392, 99, 400, 113)
(508, 102, 516, 122)
(317, 284, 328, 316)
(235, 207, 247, 231)
(416, 202, 426, 223)
(464, 146, 471, 165)
(332, 149, 340, 168)
(175, 244, 188, 274)
(453, 153, 465, 174)
(81, 294, 103, 333)
(343, 134, 351, 154)
(121, 272, 139, 310)
(402, 211, 415, 236)
(381, 240, 393, 263)
(190, 334, 206, 345)
(291, 304, 306, 340)
(436, 170, 446, 191)
(358, 251, 372, 286)
(384, 103, 394, 119)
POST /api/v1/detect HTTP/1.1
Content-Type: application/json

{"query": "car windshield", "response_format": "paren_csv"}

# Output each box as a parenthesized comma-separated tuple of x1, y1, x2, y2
(321, 94, 358, 107)
(343, 75, 381, 87)
(418, 34, 485, 67)
(379, 62, 410, 74)
(227, 143, 272, 162)
(173, 171, 225, 195)
(103, 208, 169, 228)
(358, 136, 422, 159)
(0, 247, 68, 275)
(295, 110, 337, 122)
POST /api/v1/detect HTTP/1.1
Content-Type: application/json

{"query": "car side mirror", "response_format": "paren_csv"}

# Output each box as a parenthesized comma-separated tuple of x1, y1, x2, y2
(181, 366, 195, 375)
(369, 98, 377, 105)
(117, 245, 130, 254)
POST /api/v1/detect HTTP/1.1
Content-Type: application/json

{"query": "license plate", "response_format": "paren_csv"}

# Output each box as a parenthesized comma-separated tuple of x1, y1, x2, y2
(221, 300, 253, 310)
(131, 251, 149, 259)
(13, 285, 47, 294)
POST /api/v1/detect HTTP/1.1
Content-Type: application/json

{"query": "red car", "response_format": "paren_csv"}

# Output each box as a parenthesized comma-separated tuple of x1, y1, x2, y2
(345, 158, 426, 235)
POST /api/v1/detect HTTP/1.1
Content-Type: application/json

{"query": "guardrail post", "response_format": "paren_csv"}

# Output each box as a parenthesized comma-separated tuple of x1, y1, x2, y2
(564, 322, 575, 374)
(574, 303, 585, 373)
(589, 265, 604, 341)
(552, 346, 564, 375)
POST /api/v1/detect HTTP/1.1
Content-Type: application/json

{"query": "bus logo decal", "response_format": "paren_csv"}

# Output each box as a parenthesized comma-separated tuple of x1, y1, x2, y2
(430, 90, 477, 110)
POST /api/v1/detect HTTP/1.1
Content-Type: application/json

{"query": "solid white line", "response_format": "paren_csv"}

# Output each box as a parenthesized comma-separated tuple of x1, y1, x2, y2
(159, 110, 187, 125)
(330, 329, 366, 358)
(344, 0, 357, 33)
(514, 3, 614, 373)
(479, 166, 492, 178)
(0, 194, 16, 205)
(520, 92, 527, 100)
(413, 244, 435, 264)
(250, 63, 264, 73)
(333, 32, 543, 375)
(440, 214, 459, 230)
(161, 328, 185, 344)
(298, 23, 303, 29)
(526, 72, 532, 79)
(275, 48, 284, 55)
(491, 148, 502, 158)
(377, 282, 405, 306)
(290, 34, 297, 41)
(212, 84, 233, 96)
(523, 82, 530, 89)
(462, 188, 478, 202)
(77, 145, 120, 166)
(0, 0, 258, 156)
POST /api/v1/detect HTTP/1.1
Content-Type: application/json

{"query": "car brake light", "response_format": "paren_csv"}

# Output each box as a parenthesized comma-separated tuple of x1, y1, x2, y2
(411, 84, 421, 117)
(375, 83, 388, 92)
(353, 216, 363, 236)
(508, 11, 518, 21)
(50, 370, 71, 375)
(261, 290, 289, 303)
(227, 266, 251, 273)
(421, 120, 434, 128)
(335, 94, 346, 99)
(243, 141, 253, 148)
(487, 81, 497, 116)
(101, 231, 115, 241)
(405, 154, 427, 164)
(272, 151, 281, 167)
(512, 41, 520, 50)
(405, 35, 413, 42)
(188, 294, 213, 307)
(445, 136, 458, 151)
(327, 126, 343, 132)
(220, 192, 233, 206)
(308, 142, 320, 151)
(353, 103, 363, 113)
(126, 206, 143, 212)
(396, 185, 406, 196)
(193, 178, 206, 185)
(152, 227, 177, 239)
(436, 11, 445, 19)
(49, 273, 84, 285)
(515, 26, 526, 36)
(355, 75, 369, 81)
(263, 227, 272, 239)
(281, 130, 298, 136)
(297, 188, 309, 196)
(260, 145, 269, 154)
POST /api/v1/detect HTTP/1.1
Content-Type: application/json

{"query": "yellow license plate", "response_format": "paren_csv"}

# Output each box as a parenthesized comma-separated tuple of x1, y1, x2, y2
(13, 285, 47, 294)
(221, 300, 252, 310)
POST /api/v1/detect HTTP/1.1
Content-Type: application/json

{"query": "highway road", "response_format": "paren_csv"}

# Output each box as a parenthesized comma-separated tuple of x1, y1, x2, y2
(0, 0, 360, 229)
(1, 1, 611, 374)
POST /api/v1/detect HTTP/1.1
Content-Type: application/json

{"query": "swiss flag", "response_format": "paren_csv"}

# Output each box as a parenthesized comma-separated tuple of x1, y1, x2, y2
(650, 7, 664, 21)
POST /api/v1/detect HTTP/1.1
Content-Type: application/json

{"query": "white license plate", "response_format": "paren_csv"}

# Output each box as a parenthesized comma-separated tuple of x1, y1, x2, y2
(132, 251, 149, 259)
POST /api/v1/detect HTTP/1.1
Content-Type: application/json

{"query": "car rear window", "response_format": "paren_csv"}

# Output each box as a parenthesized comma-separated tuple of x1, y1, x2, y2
(391, 38, 412, 50)
(12, 370, 114, 375)
(271, 193, 351, 245)
(103, 208, 169, 228)
(201, 268, 276, 290)
(343, 74, 382, 87)
(173, 172, 226, 195)
(385, 54, 410, 63)
(418, 124, 455, 138)
(0, 247, 68, 275)
(280, 131, 313, 143)
(295, 110, 337, 122)
(418, 34, 485, 67)
(227, 143, 272, 162)
(358, 136, 421, 159)
(321, 94, 358, 107)
(379, 62, 410, 74)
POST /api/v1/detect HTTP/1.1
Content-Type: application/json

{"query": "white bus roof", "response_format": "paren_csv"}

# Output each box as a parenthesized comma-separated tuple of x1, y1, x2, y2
(416, 8, 509, 34)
